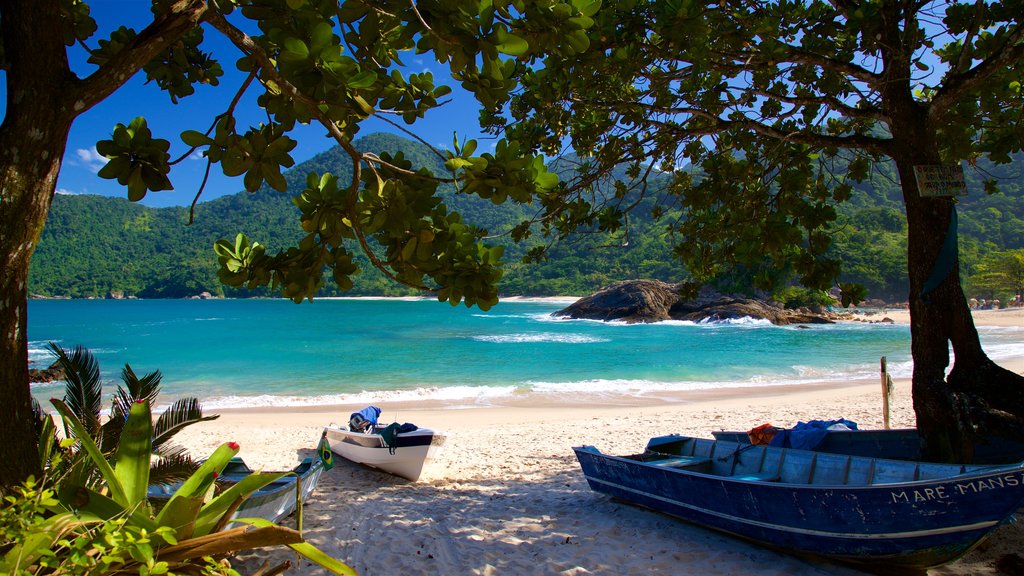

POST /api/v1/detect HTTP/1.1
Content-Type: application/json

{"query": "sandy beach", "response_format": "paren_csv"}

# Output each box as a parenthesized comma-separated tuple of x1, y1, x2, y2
(174, 308, 1024, 575)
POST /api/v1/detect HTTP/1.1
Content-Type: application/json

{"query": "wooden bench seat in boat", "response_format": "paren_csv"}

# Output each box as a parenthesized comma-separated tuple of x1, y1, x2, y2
(651, 456, 713, 472)
(730, 472, 781, 482)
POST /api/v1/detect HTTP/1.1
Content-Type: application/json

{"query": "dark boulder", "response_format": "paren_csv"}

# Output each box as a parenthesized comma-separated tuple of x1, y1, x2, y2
(554, 280, 836, 325)
(29, 361, 65, 383)
(554, 280, 678, 322)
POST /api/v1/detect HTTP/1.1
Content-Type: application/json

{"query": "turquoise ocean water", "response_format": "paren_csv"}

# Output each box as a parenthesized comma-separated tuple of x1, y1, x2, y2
(27, 298, 1024, 410)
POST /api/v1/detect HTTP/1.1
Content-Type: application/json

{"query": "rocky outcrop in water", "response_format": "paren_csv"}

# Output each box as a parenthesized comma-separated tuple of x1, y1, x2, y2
(29, 361, 65, 383)
(554, 280, 836, 325)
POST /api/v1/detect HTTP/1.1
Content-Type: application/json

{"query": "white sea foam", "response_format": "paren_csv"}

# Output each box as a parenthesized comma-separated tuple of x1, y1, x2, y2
(201, 384, 520, 410)
(696, 316, 775, 327)
(472, 332, 609, 344)
(183, 354, 931, 410)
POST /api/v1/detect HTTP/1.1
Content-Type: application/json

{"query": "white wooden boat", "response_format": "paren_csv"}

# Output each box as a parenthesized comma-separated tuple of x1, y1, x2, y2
(322, 423, 446, 481)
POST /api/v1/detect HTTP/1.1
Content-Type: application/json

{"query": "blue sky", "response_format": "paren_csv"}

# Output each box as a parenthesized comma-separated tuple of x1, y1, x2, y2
(1, 1, 493, 207)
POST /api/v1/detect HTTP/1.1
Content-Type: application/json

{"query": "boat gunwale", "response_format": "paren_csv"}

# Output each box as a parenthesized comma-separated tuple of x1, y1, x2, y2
(588, 436, 1024, 489)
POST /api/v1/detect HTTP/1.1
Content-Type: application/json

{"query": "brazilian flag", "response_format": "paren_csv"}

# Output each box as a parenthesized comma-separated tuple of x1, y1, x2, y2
(318, 433, 334, 471)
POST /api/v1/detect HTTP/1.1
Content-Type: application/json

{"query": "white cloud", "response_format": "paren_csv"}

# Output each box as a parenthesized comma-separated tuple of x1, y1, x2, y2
(74, 147, 107, 173)
(55, 188, 80, 196)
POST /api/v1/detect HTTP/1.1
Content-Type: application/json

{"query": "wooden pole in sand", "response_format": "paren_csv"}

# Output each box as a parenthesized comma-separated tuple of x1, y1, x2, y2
(880, 356, 891, 430)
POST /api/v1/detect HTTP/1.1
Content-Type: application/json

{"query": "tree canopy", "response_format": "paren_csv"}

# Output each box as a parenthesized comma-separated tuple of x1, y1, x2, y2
(500, 0, 1024, 461)
(1, 0, 599, 487)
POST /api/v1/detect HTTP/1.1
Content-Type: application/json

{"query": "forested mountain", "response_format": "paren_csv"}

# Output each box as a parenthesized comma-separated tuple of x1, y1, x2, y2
(28, 133, 1024, 302)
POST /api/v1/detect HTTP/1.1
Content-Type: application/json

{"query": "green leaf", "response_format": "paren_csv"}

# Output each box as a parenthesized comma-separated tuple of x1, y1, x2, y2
(56, 483, 158, 531)
(193, 471, 289, 535)
(351, 94, 375, 115)
(0, 513, 91, 572)
(281, 37, 310, 62)
(495, 32, 529, 57)
(114, 400, 154, 509)
(154, 442, 240, 533)
(52, 398, 129, 506)
(445, 158, 473, 170)
(238, 518, 359, 575)
(565, 30, 590, 53)
(576, 0, 602, 17)
(264, 167, 288, 192)
(181, 130, 213, 147)
(347, 70, 378, 89)
(309, 22, 335, 53)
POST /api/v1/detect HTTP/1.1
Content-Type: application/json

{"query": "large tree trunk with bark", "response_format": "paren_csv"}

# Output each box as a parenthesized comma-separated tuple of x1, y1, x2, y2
(897, 150, 1024, 463)
(0, 0, 77, 487)
(1, 0, 207, 489)
(0, 135, 73, 488)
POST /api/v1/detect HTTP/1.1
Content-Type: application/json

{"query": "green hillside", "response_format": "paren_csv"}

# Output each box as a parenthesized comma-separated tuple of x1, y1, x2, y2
(28, 133, 1024, 301)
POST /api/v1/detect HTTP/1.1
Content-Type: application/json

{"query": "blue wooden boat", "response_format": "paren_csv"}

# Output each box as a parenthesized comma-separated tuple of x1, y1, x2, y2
(150, 457, 324, 525)
(712, 428, 1024, 464)
(574, 434, 1024, 570)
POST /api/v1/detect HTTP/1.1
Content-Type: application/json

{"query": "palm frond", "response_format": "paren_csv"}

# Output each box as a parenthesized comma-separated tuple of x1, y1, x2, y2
(48, 342, 102, 437)
(153, 398, 220, 449)
(154, 441, 190, 461)
(111, 364, 163, 420)
(149, 450, 203, 486)
(31, 397, 47, 438)
(106, 364, 166, 453)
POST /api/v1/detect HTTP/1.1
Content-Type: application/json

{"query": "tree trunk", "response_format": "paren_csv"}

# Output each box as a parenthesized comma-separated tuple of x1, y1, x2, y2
(0, 0, 76, 487)
(899, 159, 1024, 462)
(0, 134, 74, 487)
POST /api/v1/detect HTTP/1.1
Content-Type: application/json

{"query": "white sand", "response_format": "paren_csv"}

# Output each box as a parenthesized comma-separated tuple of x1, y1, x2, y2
(173, 311, 1024, 576)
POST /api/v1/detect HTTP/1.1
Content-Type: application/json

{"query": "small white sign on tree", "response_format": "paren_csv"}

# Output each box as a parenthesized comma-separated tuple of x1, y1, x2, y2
(913, 165, 967, 198)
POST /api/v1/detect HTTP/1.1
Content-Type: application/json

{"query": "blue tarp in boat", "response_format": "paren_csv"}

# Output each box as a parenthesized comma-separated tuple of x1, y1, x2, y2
(769, 419, 858, 450)
(349, 406, 382, 431)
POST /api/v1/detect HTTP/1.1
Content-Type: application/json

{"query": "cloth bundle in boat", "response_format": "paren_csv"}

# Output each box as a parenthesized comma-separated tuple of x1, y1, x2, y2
(769, 418, 858, 450)
(349, 406, 382, 432)
(379, 422, 420, 454)
(746, 423, 780, 445)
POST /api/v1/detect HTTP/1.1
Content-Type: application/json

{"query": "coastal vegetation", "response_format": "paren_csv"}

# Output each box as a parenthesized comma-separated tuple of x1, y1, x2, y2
(3, 345, 351, 575)
(28, 134, 1024, 305)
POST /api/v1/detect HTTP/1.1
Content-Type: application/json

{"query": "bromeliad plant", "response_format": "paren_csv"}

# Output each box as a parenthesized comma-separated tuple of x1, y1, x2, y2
(1, 399, 354, 576)
(43, 342, 218, 488)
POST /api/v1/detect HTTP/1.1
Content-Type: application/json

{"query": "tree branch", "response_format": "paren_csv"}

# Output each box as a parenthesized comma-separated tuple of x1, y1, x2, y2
(72, 0, 208, 114)
(929, 23, 1024, 122)
(203, 8, 438, 292)
(575, 98, 892, 156)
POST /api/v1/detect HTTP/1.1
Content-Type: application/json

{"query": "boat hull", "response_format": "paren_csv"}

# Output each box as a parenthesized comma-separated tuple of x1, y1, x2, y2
(149, 457, 324, 526)
(323, 425, 445, 481)
(228, 458, 324, 525)
(574, 436, 1024, 570)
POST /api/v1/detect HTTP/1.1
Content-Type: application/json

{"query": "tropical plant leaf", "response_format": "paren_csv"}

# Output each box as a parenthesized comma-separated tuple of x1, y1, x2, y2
(51, 398, 129, 507)
(34, 402, 58, 469)
(48, 343, 102, 438)
(154, 525, 303, 563)
(192, 471, 289, 536)
(0, 512, 92, 573)
(112, 364, 163, 421)
(55, 481, 158, 531)
(153, 397, 219, 449)
(113, 400, 153, 507)
(236, 518, 357, 575)
(154, 442, 239, 534)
